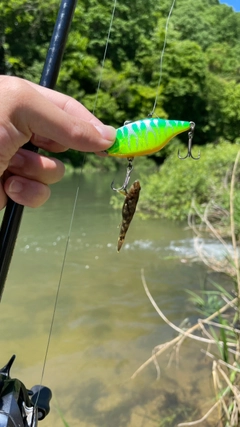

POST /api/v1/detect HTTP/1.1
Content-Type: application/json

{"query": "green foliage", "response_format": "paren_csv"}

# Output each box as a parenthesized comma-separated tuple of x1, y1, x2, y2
(83, 153, 121, 173)
(138, 141, 240, 221)
(218, 316, 229, 363)
(186, 289, 224, 317)
(1, 0, 240, 131)
(158, 403, 196, 427)
(187, 280, 237, 362)
(168, 0, 240, 49)
(0, 0, 60, 75)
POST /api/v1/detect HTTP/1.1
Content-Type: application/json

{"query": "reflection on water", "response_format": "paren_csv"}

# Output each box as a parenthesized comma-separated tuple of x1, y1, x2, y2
(0, 172, 218, 426)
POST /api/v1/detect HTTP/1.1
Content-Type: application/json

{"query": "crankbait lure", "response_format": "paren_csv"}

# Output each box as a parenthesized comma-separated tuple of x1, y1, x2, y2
(109, 118, 198, 251)
(106, 118, 193, 158)
(117, 180, 141, 252)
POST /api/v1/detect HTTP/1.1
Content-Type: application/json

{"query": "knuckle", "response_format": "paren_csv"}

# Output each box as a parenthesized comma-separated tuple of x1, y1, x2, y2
(2, 76, 28, 100)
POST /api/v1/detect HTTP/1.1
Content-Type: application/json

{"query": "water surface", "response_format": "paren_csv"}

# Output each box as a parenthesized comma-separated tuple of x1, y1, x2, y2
(0, 172, 219, 426)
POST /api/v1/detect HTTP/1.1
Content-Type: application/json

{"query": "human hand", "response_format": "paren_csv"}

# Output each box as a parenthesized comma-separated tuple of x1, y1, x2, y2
(0, 76, 116, 209)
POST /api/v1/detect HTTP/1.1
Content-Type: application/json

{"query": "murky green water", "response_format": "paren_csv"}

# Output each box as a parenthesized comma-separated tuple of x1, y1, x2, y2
(0, 172, 216, 426)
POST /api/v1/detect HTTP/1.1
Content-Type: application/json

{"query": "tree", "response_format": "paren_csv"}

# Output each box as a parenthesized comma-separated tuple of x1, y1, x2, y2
(1, 0, 240, 165)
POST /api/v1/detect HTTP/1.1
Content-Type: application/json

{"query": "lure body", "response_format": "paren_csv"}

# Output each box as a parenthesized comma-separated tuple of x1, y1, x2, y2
(106, 118, 191, 158)
(117, 180, 141, 252)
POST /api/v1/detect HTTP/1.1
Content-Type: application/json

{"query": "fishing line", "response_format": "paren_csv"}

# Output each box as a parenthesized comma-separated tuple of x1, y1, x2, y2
(93, 0, 117, 115)
(150, 0, 177, 117)
(38, 0, 117, 386)
(38, 188, 79, 386)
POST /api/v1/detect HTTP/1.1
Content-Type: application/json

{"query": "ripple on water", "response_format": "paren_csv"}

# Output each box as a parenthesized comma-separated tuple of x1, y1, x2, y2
(120, 236, 236, 262)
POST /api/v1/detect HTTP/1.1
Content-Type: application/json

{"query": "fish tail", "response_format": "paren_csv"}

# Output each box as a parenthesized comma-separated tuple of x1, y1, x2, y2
(117, 238, 124, 252)
(117, 225, 127, 251)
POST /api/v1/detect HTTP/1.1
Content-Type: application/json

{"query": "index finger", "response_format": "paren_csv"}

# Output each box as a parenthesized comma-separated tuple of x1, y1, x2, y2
(25, 80, 103, 126)
(4, 78, 116, 153)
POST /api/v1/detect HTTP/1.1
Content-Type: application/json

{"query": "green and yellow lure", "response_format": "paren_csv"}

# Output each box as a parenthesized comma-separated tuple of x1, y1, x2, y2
(107, 117, 197, 251)
(106, 118, 192, 158)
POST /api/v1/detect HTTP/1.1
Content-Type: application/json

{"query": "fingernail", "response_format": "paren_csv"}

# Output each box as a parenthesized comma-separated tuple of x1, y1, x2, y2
(8, 180, 23, 193)
(95, 125, 116, 142)
(9, 153, 24, 168)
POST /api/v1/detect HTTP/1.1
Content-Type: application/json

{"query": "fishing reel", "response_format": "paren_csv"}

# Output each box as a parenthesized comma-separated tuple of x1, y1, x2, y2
(0, 355, 52, 427)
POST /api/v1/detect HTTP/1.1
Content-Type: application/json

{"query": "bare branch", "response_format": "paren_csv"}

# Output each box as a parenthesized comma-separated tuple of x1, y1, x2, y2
(230, 150, 240, 293)
(131, 271, 238, 379)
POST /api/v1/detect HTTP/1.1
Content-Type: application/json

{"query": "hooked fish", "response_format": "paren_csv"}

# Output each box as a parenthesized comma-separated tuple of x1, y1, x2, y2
(117, 180, 141, 252)
(106, 118, 192, 158)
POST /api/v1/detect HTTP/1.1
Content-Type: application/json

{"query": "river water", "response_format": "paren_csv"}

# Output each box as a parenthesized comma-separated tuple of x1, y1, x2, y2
(0, 171, 222, 426)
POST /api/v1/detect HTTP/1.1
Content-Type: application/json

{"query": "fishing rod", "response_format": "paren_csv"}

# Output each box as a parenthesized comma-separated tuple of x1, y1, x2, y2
(0, 0, 77, 299)
(0, 0, 77, 425)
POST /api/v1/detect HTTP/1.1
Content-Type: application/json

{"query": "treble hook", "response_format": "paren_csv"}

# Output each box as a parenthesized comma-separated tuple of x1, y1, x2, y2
(111, 158, 134, 195)
(178, 121, 200, 160)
